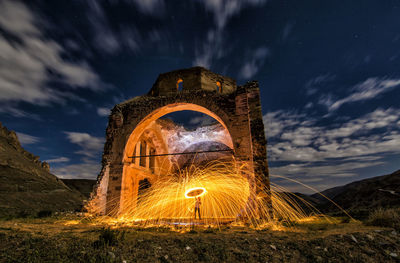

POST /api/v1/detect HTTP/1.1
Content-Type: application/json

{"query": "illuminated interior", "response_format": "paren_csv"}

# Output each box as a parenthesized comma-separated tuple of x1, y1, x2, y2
(119, 104, 235, 216)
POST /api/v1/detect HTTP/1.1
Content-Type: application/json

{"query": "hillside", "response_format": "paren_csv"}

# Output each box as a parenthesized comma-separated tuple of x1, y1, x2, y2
(61, 179, 96, 198)
(0, 122, 84, 217)
(312, 169, 400, 217)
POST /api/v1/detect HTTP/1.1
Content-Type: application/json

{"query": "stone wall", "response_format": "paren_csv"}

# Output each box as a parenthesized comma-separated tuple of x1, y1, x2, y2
(89, 67, 270, 216)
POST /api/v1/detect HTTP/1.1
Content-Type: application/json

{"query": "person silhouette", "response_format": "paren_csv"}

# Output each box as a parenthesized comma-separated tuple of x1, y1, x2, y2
(194, 196, 201, 220)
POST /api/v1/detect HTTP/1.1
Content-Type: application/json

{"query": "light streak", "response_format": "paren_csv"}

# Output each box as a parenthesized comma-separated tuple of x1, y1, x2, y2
(184, 187, 206, 198)
(86, 160, 342, 229)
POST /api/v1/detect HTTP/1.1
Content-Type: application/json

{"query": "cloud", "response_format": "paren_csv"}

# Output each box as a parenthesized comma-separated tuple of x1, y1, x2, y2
(281, 22, 294, 41)
(270, 160, 384, 180)
(97, 107, 110, 117)
(305, 74, 336, 96)
(189, 115, 217, 126)
(263, 110, 308, 137)
(265, 108, 400, 162)
(130, 0, 165, 15)
(201, 0, 267, 30)
(304, 102, 313, 109)
(193, 0, 267, 68)
(86, 0, 120, 54)
(46, 157, 70, 163)
(320, 77, 400, 111)
(86, 0, 141, 55)
(52, 159, 100, 179)
(193, 29, 224, 68)
(264, 108, 400, 188)
(64, 132, 104, 157)
(0, 1, 108, 113)
(53, 131, 104, 179)
(15, 132, 40, 145)
(108, 0, 165, 15)
(239, 47, 270, 79)
(0, 106, 42, 119)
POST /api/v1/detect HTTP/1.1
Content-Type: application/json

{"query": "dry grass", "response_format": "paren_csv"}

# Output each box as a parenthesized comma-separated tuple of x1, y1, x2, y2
(0, 215, 399, 262)
(365, 207, 400, 230)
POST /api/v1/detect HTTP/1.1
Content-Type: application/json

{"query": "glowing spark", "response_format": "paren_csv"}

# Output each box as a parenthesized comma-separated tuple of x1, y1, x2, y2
(185, 187, 206, 198)
(86, 160, 345, 229)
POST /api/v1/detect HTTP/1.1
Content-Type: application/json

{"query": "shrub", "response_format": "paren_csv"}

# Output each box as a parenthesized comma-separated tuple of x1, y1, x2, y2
(365, 208, 400, 230)
(37, 210, 52, 218)
(93, 227, 126, 248)
(16, 210, 31, 218)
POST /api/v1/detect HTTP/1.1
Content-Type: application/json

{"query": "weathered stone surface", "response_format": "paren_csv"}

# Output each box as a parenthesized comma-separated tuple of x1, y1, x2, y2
(90, 67, 270, 215)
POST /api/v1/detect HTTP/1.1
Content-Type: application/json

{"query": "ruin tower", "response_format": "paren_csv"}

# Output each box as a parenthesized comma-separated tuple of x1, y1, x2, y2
(89, 67, 270, 216)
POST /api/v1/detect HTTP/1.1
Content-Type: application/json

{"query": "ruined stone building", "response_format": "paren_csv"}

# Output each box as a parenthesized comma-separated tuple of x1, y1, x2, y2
(90, 67, 270, 215)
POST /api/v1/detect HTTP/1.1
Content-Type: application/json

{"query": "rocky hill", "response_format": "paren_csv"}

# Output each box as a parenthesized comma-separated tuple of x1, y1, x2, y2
(0, 122, 84, 217)
(311, 169, 400, 218)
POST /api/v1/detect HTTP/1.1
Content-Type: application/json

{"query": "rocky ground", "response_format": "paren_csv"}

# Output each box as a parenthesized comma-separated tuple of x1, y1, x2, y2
(0, 216, 399, 262)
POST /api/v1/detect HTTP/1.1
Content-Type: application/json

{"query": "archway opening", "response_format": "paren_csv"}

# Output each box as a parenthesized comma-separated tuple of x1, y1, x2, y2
(122, 103, 234, 164)
(119, 103, 253, 221)
(157, 111, 233, 171)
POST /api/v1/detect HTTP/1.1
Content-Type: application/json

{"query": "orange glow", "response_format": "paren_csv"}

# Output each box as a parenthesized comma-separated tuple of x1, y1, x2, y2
(86, 160, 336, 229)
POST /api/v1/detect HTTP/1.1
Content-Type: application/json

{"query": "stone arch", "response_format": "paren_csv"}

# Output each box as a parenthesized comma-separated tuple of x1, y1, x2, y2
(89, 67, 270, 217)
(122, 102, 234, 164)
(119, 103, 235, 214)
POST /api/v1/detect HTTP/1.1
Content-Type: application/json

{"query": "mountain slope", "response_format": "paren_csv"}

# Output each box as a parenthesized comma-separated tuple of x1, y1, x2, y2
(61, 179, 96, 198)
(312, 169, 400, 216)
(0, 122, 84, 217)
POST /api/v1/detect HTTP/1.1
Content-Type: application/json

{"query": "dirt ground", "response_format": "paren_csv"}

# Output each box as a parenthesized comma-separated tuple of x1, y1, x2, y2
(0, 216, 399, 263)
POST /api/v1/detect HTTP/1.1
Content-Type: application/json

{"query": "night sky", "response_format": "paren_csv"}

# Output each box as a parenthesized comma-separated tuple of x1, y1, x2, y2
(1, 0, 399, 193)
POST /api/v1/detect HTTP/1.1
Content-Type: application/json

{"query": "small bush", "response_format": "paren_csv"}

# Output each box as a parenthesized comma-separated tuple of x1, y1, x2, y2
(365, 208, 400, 230)
(93, 227, 126, 248)
(16, 210, 31, 218)
(37, 210, 52, 218)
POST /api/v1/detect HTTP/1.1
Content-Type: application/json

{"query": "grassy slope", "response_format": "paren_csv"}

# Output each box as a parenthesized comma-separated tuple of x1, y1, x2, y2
(0, 128, 84, 217)
(0, 166, 84, 217)
(0, 216, 399, 262)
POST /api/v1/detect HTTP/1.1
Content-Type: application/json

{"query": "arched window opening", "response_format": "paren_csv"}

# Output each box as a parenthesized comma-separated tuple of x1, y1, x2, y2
(176, 79, 183, 91)
(137, 178, 151, 203)
(149, 147, 156, 173)
(133, 144, 138, 165)
(216, 81, 222, 93)
(139, 141, 147, 167)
